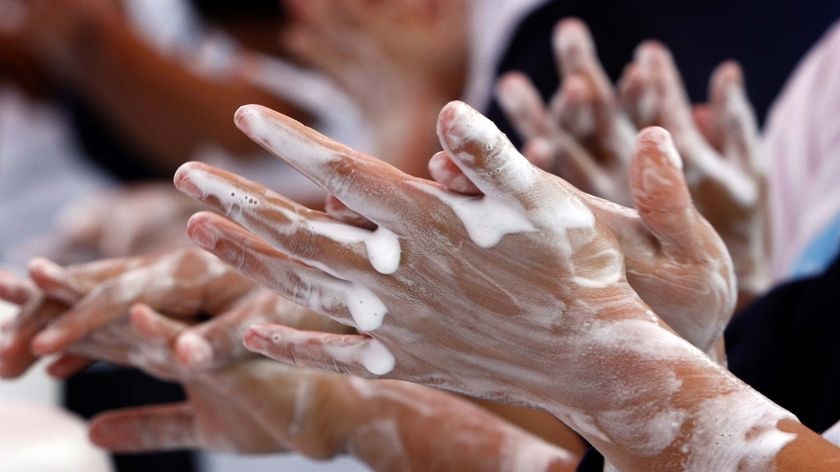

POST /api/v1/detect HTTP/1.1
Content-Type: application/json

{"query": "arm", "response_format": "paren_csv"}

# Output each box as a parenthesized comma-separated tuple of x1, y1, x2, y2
(18, 0, 310, 174)
(174, 101, 840, 470)
(0, 257, 578, 472)
(495, 19, 770, 308)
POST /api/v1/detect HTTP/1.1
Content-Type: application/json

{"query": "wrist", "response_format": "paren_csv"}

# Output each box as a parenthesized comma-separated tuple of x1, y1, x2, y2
(344, 379, 576, 472)
(533, 315, 793, 470)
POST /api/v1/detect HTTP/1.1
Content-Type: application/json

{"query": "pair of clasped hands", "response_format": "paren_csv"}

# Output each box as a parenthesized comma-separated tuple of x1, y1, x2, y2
(1, 20, 838, 472)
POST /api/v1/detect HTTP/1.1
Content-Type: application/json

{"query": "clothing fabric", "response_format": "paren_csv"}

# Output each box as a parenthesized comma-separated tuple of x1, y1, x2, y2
(766, 21, 840, 281)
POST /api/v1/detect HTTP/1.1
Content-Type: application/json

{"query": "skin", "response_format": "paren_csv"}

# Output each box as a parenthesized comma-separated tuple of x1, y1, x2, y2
(0, 254, 578, 472)
(6, 0, 308, 176)
(43, 184, 201, 262)
(495, 18, 769, 308)
(282, 0, 468, 179)
(171, 101, 839, 470)
(0, 248, 347, 378)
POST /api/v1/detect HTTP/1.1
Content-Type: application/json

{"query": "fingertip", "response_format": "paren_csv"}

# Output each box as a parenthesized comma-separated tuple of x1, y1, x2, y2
(128, 303, 157, 335)
(553, 17, 592, 57)
(88, 414, 121, 449)
(27, 257, 59, 280)
(173, 161, 206, 200)
(711, 60, 745, 104)
(427, 150, 481, 195)
(523, 137, 555, 170)
(174, 331, 213, 369)
(242, 323, 274, 353)
(634, 40, 668, 66)
(635, 126, 683, 170)
(31, 329, 64, 356)
(186, 212, 219, 251)
(494, 72, 529, 109)
(714, 60, 744, 87)
(436, 100, 470, 139)
(233, 104, 268, 131)
(436, 100, 506, 165)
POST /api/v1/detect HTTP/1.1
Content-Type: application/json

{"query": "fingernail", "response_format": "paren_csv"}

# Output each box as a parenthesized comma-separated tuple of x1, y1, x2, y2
(176, 332, 213, 369)
(188, 222, 217, 250)
(174, 167, 204, 200)
(242, 325, 272, 353)
(32, 329, 62, 355)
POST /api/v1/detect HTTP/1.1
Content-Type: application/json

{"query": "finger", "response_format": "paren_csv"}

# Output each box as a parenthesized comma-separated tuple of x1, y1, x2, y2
(232, 104, 430, 230)
(172, 299, 263, 370)
(89, 403, 198, 452)
(129, 303, 185, 344)
(691, 104, 720, 149)
(243, 323, 394, 376)
(27, 258, 80, 304)
(0, 319, 39, 379)
(708, 61, 758, 170)
(188, 212, 386, 331)
(436, 101, 540, 200)
(427, 150, 481, 195)
(522, 137, 559, 171)
(46, 354, 93, 378)
(634, 41, 694, 132)
(30, 265, 192, 355)
(495, 72, 552, 140)
(552, 74, 596, 138)
(174, 161, 391, 277)
(0, 282, 64, 378)
(553, 18, 612, 98)
(324, 195, 376, 229)
(28, 256, 152, 304)
(0, 270, 37, 305)
(176, 290, 351, 371)
(618, 62, 655, 128)
(629, 127, 706, 252)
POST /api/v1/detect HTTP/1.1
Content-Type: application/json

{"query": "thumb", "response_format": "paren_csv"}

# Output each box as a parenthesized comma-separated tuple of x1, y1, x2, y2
(89, 403, 198, 453)
(629, 127, 704, 253)
(243, 323, 394, 377)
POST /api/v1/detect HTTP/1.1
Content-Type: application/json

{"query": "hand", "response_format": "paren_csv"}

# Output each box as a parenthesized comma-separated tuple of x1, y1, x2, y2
(15, 0, 124, 82)
(175, 101, 826, 471)
(85, 305, 578, 470)
(496, 19, 768, 304)
(282, 0, 468, 178)
(0, 248, 344, 378)
(44, 183, 201, 262)
(1, 261, 578, 470)
(631, 41, 769, 301)
(430, 122, 735, 358)
(495, 18, 637, 206)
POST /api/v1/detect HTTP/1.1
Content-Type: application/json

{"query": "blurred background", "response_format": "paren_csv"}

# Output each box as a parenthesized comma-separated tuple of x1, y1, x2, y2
(1, 0, 839, 471)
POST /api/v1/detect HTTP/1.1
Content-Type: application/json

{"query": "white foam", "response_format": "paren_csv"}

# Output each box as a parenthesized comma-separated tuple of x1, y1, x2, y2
(308, 220, 401, 275)
(183, 165, 401, 275)
(344, 284, 388, 332)
(323, 338, 395, 376)
(682, 390, 796, 471)
(410, 182, 536, 248)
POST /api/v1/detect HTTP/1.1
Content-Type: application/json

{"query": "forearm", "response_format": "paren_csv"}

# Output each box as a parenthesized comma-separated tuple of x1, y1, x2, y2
(344, 379, 577, 472)
(56, 13, 309, 174)
(530, 314, 836, 471)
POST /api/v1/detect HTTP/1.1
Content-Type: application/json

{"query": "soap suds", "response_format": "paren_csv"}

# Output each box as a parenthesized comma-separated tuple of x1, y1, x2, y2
(682, 390, 796, 471)
(410, 181, 536, 248)
(322, 338, 395, 376)
(181, 164, 402, 276)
